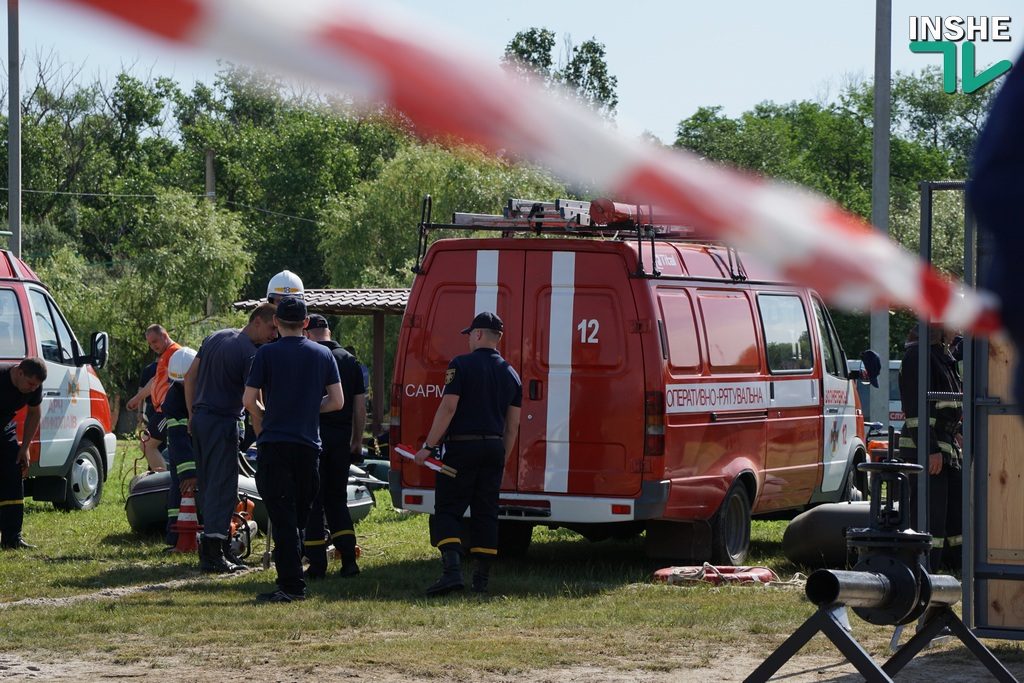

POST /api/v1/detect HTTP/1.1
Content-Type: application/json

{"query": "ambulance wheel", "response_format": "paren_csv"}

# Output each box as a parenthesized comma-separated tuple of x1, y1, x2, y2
(710, 484, 751, 565)
(497, 521, 533, 558)
(842, 454, 867, 502)
(56, 442, 104, 511)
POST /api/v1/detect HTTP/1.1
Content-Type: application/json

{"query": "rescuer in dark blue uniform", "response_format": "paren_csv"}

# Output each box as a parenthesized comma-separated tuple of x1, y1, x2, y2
(303, 314, 366, 579)
(416, 311, 522, 595)
(244, 297, 343, 603)
(0, 358, 45, 550)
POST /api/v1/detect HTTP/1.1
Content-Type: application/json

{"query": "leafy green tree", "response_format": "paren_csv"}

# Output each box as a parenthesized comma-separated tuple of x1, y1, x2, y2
(503, 28, 619, 118)
(318, 143, 565, 389)
(30, 190, 251, 404)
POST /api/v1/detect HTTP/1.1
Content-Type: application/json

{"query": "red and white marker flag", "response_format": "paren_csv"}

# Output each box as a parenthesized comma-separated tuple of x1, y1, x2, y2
(56, 0, 1002, 335)
(394, 443, 457, 478)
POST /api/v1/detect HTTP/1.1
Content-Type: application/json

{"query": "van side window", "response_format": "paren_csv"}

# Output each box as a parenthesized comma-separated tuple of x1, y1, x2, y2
(47, 299, 79, 364)
(813, 299, 844, 378)
(657, 290, 701, 372)
(0, 289, 27, 358)
(757, 294, 813, 373)
(698, 292, 760, 374)
(29, 289, 75, 365)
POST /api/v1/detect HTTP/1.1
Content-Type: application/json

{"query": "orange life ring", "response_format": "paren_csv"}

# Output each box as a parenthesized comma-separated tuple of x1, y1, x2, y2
(653, 564, 778, 586)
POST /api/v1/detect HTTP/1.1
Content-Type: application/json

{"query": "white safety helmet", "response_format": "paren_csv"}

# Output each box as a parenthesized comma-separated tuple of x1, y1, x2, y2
(167, 347, 197, 383)
(267, 270, 304, 302)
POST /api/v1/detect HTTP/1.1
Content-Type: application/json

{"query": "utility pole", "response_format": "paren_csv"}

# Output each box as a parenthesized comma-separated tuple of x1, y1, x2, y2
(204, 148, 215, 202)
(870, 0, 892, 426)
(7, 0, 19, 257)
(204, 148, 215, 315)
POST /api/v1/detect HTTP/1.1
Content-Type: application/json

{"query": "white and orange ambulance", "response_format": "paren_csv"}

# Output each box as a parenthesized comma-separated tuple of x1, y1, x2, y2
(0, 250, 115, 510)
(390, 198, 871, 564)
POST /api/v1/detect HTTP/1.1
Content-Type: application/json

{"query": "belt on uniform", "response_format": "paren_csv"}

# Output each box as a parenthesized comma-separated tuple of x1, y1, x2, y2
(446, 434, 502, 442)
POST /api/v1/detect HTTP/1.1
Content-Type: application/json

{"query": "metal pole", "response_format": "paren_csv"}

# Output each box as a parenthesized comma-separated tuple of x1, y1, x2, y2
(917, 183, 931, 537)
(372, 311, 385, 436)
(962, 190, 975, 628)
(870, 0, 892, 426)
(7, 0, 19, 257)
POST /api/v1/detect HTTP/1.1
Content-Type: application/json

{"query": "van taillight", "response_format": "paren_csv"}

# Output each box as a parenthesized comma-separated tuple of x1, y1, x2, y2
(644, 391, 664, 457)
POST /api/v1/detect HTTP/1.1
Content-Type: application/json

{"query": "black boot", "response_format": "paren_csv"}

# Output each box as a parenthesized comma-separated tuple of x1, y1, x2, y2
(199, 535, 243, 573)
(221, 538, 247, 571)
(471, 556, 491, 594)
(426, 548, 464, 596)
(338, 549, 360, 578)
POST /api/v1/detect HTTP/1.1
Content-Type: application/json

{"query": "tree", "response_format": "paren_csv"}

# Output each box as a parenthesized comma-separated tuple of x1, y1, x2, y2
(318, 143, 565, 389)
(672, 71, 973, 355)
(503, 28, 619, 118)
(30, 190, 251, 402)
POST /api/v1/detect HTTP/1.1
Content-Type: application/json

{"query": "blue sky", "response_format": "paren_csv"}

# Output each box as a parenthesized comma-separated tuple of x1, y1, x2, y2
(14, 1, 1024, 142)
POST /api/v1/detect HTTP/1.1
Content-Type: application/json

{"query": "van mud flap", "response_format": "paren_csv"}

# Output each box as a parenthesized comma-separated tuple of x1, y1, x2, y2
(645, 519, 713, 561)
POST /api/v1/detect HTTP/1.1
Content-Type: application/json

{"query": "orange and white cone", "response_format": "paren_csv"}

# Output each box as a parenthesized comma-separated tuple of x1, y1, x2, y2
(172, 495, 201, 553)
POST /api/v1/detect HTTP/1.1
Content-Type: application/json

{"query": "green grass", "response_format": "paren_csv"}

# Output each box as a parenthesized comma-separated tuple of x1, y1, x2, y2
(1, 441, 1021, 677)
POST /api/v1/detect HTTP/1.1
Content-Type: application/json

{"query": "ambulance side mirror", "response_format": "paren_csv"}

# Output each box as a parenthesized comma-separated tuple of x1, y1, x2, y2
(86, 331, 109, 370)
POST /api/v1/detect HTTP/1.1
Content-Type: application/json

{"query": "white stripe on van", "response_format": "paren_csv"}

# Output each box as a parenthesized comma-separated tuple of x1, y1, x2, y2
(545, 252, 575, 493)
(475, 250, 499, 315)
(770, 379, 818, 409)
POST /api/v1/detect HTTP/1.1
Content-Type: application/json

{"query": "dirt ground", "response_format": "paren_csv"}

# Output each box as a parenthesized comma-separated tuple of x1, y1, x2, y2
(1, 575, 1020, 682)
(1, 644, 1020, 682)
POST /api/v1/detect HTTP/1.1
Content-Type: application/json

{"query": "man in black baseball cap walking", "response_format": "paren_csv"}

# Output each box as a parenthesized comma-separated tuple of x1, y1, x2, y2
(416, 311, 522, 595)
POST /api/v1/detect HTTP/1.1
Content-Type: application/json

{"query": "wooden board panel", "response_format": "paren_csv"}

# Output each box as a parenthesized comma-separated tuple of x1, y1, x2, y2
(984, 337, 1024, 629)
(985, 579, 1024, 628)
(986, 415, 1024, 565)
(988, 337, 1016, 402)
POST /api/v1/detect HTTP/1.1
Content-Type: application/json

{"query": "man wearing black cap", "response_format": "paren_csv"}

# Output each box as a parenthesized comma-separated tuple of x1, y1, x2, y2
(302, 314, 366, 579)
(244, 297, 343, 603)
(416, 311, 522, 595)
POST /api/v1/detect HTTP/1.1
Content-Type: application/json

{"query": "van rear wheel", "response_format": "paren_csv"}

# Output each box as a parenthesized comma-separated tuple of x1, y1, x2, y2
(55, 442, 104, 511)
(710, 485, 751, 565)
(497, 521, 533, 558)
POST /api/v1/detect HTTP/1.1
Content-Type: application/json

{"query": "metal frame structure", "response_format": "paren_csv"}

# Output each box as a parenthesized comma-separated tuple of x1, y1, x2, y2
(919, 180, 1023, 639)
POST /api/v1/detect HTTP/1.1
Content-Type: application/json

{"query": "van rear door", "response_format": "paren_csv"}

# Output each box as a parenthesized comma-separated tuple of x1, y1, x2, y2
(398, 247, 525, 491)
(517, 249, 645, 497)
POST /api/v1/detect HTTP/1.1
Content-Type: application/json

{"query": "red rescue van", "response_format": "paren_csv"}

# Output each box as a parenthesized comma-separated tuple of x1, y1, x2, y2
(389, 198, 868, 563)
(0, 250, 114, 510)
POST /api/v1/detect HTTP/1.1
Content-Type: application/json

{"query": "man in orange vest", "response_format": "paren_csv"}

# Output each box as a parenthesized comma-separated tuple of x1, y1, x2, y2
(127, 325, 181, 472)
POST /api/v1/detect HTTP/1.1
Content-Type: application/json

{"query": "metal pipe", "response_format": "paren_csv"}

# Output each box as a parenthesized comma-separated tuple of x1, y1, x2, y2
(927, 573, 963, 607)
(806, 569, 891, 608)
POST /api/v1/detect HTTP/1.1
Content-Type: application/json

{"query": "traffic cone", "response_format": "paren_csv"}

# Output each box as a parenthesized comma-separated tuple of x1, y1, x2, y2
(172, 495, 202, 553)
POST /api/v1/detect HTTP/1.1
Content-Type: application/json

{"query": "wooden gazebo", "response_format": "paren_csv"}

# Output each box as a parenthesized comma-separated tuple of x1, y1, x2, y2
(233, 288, 409, 434)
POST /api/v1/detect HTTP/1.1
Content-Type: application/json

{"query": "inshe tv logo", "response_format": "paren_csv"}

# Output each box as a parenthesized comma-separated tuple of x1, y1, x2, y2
(909, 16, 1013, 93)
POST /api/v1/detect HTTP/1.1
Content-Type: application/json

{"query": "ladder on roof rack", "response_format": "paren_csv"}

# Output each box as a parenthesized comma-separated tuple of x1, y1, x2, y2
(414, 194, 748, 281)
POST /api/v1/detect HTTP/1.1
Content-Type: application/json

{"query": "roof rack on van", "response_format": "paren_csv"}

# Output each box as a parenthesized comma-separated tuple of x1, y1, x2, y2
(414, 194, 748, 281)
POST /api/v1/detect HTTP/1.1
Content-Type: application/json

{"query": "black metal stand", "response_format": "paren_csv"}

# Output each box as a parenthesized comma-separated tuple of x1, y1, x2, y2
(884, 606, 1017, 682)
(744, 605, 890, 683)
(744, 604, 1018, 682)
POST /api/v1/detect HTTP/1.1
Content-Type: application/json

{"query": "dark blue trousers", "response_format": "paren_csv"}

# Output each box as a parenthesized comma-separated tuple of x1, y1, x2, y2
(428, 440, 504, 557)
(304, 425, 356, 573)
(255, 442, 319, 595)
(0, 435, 23, 548)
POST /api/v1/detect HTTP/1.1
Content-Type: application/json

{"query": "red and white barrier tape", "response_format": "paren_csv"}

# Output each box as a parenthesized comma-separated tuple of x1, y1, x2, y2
(55, 0, 1002, 334)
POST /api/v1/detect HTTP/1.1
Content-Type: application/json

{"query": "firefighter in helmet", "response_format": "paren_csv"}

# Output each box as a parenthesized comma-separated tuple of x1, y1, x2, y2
(162, 347, 198, 550)
(898, 323, 963, 571)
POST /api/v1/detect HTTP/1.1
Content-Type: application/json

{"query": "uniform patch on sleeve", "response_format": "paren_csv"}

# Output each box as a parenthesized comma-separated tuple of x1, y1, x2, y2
(445, 368, 456, 385)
